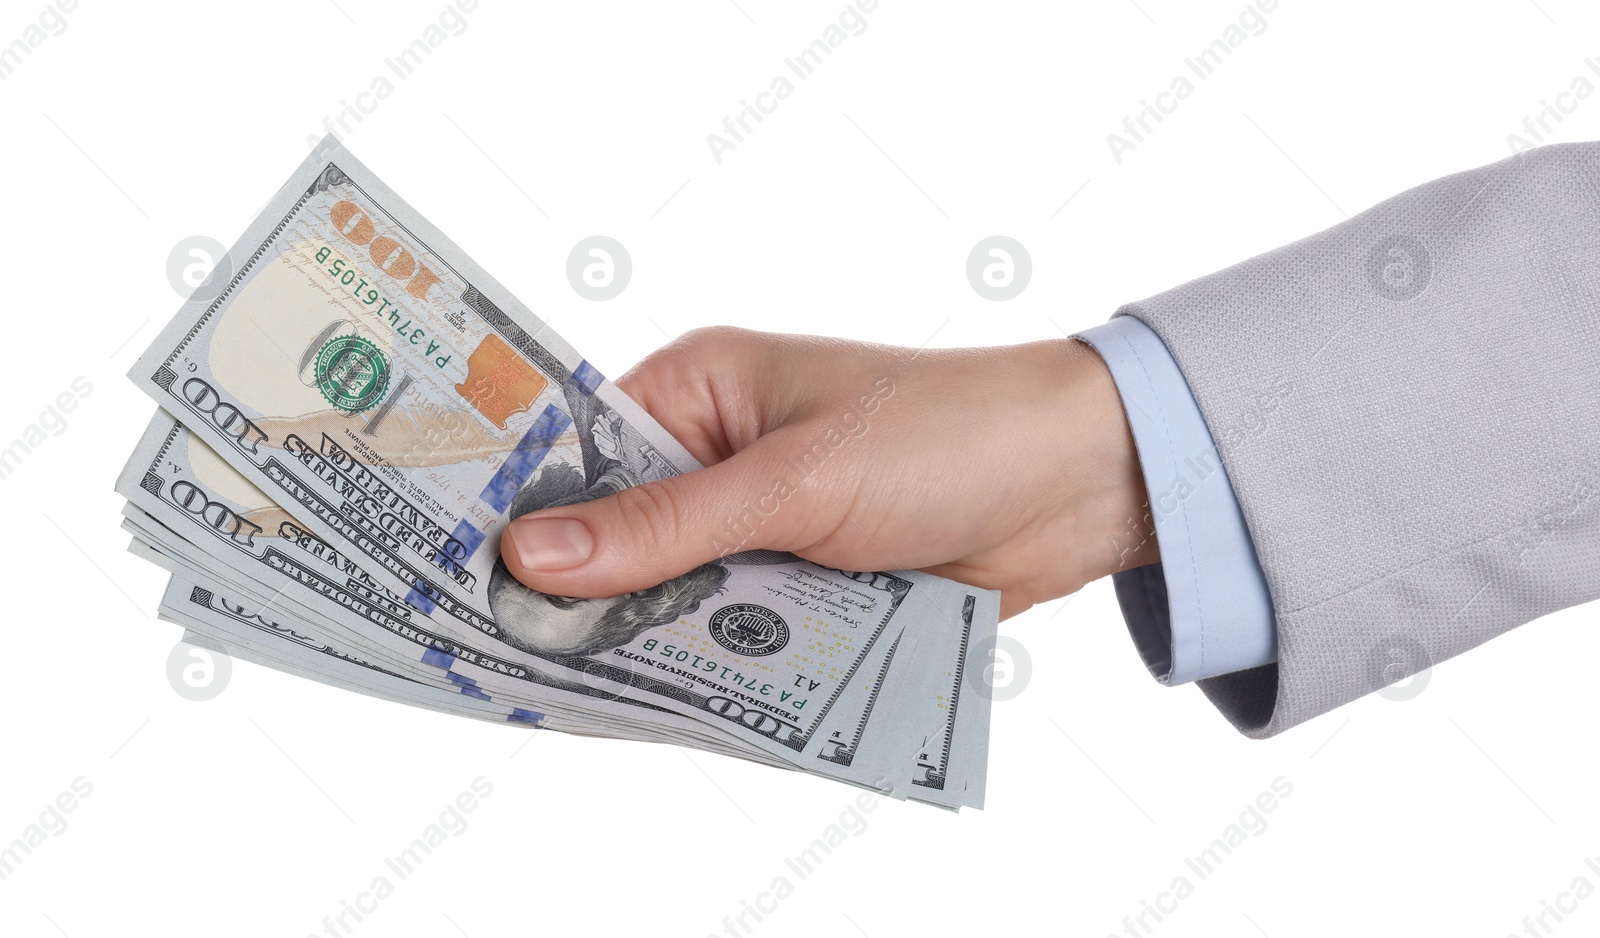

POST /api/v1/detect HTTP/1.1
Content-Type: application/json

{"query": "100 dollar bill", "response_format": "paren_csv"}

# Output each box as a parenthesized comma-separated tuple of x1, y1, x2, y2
(129, 137, 995, 790)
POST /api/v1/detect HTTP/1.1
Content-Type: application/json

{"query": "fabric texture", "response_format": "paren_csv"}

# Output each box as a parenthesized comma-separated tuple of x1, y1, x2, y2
(1115, 142, 1600, 738)
(1075, 316, 1276, 684)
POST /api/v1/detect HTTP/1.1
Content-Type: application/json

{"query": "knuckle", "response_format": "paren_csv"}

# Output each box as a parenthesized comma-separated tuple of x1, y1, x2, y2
(672, 325, 765, 365)
(611, 480, 684, 548)
(678, 324, 753, 350)
(629, 326, 755, 392)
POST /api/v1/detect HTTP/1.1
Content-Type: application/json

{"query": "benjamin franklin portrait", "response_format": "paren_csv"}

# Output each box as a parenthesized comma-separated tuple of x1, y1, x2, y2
(487, 373, 736, 658)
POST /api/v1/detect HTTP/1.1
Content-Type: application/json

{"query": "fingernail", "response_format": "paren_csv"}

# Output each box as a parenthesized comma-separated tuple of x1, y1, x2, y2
(508, 517, 593, 571)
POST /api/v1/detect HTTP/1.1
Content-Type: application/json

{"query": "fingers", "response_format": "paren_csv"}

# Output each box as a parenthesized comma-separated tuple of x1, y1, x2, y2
(612, 326, 774, 467)
(498, 430, 821, 597)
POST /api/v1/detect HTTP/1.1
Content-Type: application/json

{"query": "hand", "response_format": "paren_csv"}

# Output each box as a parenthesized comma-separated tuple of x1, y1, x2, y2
(498, 326, 1156, 619)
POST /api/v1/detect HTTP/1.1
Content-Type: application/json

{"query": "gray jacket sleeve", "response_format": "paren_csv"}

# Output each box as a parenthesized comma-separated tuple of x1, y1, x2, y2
(1118, 142, 1600, 738)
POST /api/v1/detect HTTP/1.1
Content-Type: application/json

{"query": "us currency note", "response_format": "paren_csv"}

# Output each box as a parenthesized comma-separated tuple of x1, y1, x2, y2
(158, 575, 776, 755)
(120, 411, 988, 793)
(159, 571, 982, 805)
(116, 420, 784, 758)
(135, 500, 988, 799)
(904, 594, 997, 808)
(127, 136, 996, 803)
(813, 590, 998, 807)
(137, 533, 799, 761)
(158, 575, 549, 728)
(116, 409, 947, 783)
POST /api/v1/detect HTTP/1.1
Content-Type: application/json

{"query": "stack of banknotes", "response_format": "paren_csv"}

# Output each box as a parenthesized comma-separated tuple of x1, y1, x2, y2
(116, 138, 998, 810)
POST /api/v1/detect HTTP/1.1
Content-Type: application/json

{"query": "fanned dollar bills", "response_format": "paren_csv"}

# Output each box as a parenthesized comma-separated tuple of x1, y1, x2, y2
(117, 137, 997, 809)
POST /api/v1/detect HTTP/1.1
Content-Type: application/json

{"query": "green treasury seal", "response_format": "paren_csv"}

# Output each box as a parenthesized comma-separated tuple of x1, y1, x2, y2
(708, 604, 789, 656)
(315, 335, 391, 412)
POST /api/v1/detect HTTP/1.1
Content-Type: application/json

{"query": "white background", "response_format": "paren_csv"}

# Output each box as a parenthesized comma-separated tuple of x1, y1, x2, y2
(0, 1, 1596, 936)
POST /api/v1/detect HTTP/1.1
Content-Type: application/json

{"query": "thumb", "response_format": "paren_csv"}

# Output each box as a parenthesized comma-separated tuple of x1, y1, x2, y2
(497, 436, 812, 598)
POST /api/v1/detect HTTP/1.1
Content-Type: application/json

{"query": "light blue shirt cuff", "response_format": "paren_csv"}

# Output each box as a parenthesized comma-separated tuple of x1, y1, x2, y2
(1074, 316, 1276, 685)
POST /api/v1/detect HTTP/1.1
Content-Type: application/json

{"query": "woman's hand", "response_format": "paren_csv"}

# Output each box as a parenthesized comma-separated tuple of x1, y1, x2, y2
(498, 326, 1155, 619)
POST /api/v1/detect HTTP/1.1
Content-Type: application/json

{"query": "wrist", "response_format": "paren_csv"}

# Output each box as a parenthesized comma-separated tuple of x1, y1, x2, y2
(1042, 338, 1159, 588)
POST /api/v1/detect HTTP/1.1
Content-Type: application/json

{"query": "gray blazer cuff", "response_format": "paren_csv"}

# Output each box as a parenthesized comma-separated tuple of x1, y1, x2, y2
(1118, 142, 1600, 738)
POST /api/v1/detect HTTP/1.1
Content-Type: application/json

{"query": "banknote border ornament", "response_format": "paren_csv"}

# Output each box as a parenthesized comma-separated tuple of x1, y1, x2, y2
(314, 335, 392, 412)
(708, 604, 790, 657)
